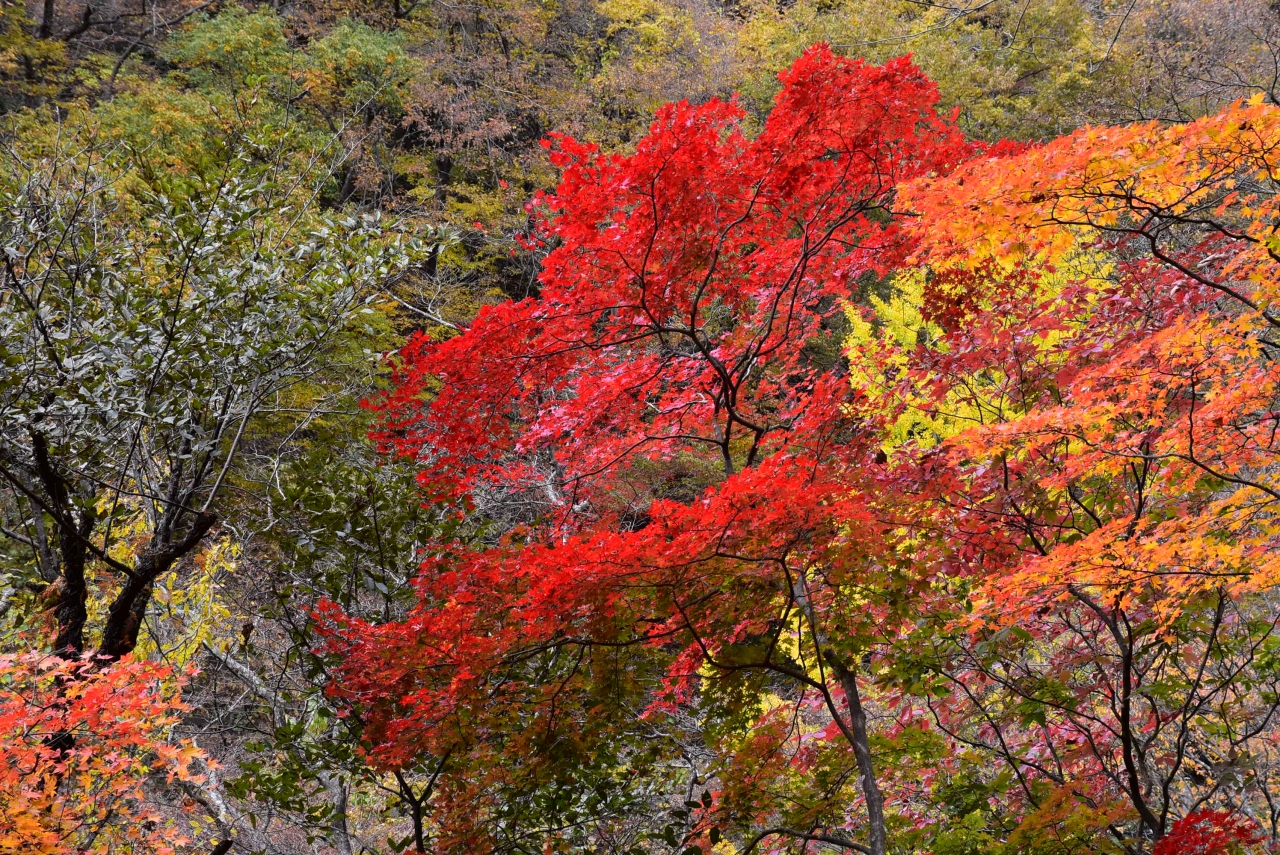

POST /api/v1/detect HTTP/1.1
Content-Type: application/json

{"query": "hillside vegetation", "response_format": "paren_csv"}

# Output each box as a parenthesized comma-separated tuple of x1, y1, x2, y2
(3, 1, 1280, 854)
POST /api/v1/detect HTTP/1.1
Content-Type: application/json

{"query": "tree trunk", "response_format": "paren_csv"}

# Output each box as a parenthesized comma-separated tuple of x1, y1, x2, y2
(831, 659, 888, 855)
(99, 511, 216, 659)
(794, 562, 888, 855)
(320, 771, 355, 855)
(37, 0, 55, 39)
(51, 508, 94, 657)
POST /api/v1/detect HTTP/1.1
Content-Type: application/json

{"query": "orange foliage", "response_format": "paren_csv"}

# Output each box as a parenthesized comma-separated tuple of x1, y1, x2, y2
(0, 655, 204, 854)
(900, 98, 1280, 626)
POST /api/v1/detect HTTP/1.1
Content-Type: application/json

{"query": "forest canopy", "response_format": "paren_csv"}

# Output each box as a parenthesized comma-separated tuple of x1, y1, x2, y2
(2, 1, 1280, 854)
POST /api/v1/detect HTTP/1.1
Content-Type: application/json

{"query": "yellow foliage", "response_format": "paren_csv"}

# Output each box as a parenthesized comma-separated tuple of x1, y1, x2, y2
(844, 272, 957, 452)
(597, 0, 701, 72)
(734, 0, 1125, 140)
(137, 538, 237, 666)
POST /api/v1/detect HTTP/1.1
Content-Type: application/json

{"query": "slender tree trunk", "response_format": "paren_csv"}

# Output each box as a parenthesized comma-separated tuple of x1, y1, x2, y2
(51, 508, 92, 657)
(320, 771, 354, 855)
(831, 659, 888, 855)
(434, 153, 453, 209)
(792, 568, 889, 855)
(26, 495, 59, 584)
(421, 152, 454, 281)
(29, 428, 93, 658)
(37, 0, 55, 39)
(1118, 628, 1162, 839)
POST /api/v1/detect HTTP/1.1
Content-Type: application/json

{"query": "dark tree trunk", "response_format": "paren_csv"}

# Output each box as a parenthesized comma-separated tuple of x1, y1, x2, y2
(51, 507, 94, 657)
(99, 511, 217, 659)
(37, 0, 55, 39)
(832, 659, 888, 855)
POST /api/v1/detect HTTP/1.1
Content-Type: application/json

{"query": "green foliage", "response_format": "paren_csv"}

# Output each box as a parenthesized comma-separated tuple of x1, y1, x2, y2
(735, 0, 1125, 140)
(165, 6, 293, 87)
(305, 20, 413, 118)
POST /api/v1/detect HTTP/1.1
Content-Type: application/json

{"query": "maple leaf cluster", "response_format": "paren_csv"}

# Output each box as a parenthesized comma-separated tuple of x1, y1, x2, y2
(0, 654, 203, 854)
(1154, 811, 1266, 855)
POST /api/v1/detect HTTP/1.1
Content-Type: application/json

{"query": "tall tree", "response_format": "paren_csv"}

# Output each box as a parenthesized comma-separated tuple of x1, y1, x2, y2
(0, 111, 432, 660)
(870, 95, 1280, 849)
(322, 45, 975, 855)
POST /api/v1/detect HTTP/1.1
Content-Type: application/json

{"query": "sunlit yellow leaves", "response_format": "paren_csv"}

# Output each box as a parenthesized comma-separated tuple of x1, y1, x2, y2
(137, 538, 236, 667)
(844, 271, 964, 453)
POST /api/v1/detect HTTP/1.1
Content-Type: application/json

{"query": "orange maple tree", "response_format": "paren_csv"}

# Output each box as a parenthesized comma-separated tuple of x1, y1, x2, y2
(879, 98, 1280, 847)
(0, 654, 203, 854)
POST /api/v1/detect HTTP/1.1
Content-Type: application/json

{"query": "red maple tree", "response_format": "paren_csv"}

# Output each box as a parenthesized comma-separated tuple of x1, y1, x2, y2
(321, 45, 975, 855)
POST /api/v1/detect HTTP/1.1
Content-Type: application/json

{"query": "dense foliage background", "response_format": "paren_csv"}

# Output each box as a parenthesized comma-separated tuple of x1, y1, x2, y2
(3, 0, 1280, 853)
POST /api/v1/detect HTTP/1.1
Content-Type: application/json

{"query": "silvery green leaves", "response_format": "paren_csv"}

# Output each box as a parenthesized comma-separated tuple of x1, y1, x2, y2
(0, 128, 437, 657)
